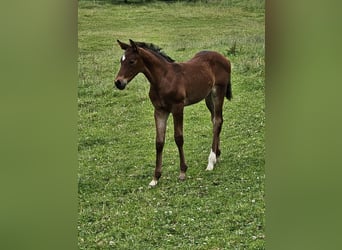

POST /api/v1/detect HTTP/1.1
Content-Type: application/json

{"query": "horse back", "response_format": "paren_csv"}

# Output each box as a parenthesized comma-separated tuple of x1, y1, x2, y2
(186, 51, 231, 86)
(191, 51, 230, 72)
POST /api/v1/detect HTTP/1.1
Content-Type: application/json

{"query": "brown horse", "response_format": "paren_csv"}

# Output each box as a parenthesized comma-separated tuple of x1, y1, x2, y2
(114, 39, 231, 187)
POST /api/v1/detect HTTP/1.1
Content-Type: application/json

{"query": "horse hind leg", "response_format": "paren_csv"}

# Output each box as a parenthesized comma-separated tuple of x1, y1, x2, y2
(206, 86, 225, 171)
(205, 93, 216, 171)
(205, 92, 222, 157)
(172, 104, 188, 181)
(205, 94, 214, 122)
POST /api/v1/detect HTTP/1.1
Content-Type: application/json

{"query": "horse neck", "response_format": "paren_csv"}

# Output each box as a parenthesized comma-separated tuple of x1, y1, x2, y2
(140, 49, 170, 86)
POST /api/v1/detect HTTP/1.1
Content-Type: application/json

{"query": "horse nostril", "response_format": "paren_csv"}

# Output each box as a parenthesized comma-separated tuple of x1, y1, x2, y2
(115, 79, 126, 90)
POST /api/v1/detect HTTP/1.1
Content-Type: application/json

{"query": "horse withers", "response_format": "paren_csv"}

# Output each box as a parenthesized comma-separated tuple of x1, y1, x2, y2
(114, 39, 232, 187)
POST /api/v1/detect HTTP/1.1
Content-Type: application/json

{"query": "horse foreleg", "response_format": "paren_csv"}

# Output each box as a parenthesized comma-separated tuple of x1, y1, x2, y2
(149, 109, 169, 187)
(172, 104, 188, 181)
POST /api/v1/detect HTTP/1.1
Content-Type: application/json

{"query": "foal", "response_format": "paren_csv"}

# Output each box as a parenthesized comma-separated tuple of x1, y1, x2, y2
(114, 39, 231, 186)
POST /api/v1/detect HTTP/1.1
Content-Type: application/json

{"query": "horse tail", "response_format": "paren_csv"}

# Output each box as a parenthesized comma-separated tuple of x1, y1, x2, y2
(226, 77, 232, 100)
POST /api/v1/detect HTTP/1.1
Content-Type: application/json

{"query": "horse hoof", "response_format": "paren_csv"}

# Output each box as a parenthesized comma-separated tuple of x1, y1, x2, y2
(149, 179, 158, 187)
(206, 164, 214, 171)
(179, 172, 186, 181)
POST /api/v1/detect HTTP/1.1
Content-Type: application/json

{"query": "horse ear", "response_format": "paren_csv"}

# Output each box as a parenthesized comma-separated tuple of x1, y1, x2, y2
(129, 39, 138, 53)
(117, 40, 130, 50)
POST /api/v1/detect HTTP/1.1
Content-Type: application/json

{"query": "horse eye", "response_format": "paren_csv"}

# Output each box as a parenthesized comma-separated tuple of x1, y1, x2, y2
(129, 60, 135, 65)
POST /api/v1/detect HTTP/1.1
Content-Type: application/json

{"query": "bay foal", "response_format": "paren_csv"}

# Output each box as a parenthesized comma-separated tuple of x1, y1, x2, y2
(114, 39, 231, 186)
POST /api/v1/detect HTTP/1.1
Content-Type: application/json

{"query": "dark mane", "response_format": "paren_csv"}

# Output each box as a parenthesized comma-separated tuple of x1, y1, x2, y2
(135, 41, 175, 63)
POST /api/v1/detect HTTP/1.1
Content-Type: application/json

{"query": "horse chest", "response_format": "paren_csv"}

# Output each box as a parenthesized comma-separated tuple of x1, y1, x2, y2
(149, 85, 185, 110)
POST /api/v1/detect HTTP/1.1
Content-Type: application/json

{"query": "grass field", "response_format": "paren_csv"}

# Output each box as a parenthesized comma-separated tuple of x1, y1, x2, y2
(78, 0, 265, 249)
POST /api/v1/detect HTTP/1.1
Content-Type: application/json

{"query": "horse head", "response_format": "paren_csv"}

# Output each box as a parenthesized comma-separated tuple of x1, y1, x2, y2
(114, 39, 144, 90)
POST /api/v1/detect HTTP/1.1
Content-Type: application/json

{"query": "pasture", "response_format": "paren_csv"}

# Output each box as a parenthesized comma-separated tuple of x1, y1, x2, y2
(78, 0, 265, 249)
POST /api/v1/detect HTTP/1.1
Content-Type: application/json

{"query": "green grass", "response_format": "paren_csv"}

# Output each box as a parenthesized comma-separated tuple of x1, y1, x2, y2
(78, 0, 265, 249)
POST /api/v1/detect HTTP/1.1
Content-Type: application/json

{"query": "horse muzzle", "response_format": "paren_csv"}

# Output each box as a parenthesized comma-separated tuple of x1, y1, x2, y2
(114, 79, 127, 90)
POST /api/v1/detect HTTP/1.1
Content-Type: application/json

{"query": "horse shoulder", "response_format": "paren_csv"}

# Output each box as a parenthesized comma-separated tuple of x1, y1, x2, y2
(148, 81, 185, 111)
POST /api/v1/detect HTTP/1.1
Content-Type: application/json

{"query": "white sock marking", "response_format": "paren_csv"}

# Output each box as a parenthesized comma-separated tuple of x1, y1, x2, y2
(206, 149, 216, 171)
(149, 179, 158, 187)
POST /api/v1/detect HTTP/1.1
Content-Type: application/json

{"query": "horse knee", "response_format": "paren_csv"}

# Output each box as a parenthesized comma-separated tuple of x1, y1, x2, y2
(214, 116, 223, 125)
(156, 141, 164, 152)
